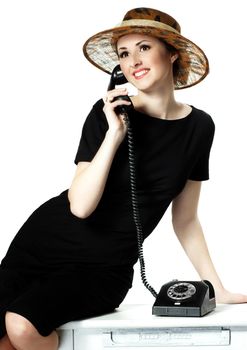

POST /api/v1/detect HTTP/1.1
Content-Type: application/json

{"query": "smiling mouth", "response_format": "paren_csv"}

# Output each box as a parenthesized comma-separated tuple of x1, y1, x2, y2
(133, 69, 149, 79)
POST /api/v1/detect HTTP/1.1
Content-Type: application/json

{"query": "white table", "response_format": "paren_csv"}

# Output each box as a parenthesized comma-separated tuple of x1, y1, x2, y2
(58, 303, 247, 349)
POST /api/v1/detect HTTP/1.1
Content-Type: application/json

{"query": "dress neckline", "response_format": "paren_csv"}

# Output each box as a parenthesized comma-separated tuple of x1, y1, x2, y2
(133, 105, 194, 123)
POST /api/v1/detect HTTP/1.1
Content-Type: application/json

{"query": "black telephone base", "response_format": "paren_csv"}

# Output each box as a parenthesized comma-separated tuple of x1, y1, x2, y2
(152, 280, 216, 317)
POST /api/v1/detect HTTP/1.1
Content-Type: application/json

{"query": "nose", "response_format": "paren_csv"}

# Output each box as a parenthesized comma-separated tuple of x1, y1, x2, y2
(130, 52, 142, 68)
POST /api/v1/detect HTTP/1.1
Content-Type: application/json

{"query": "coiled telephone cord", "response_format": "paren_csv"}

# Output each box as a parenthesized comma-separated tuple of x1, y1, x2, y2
(123, 112, 158, 299)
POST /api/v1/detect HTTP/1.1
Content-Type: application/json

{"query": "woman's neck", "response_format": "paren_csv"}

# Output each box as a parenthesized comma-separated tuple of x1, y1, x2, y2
(132, 90, 189, 120)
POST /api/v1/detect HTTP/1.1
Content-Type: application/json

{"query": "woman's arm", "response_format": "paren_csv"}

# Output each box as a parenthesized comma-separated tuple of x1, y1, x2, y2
(68, 88, 131, 219)
(68, 130, 123, 218)
(172, 180, 247, 304)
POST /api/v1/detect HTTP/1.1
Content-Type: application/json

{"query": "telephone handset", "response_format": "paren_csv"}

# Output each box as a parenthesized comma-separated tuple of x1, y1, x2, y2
(107, 66, 216, 317)
(107, 64, 133, 115)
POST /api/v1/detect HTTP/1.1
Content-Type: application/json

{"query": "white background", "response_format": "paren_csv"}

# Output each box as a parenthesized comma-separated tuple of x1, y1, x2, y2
(0, 0, 246, 305)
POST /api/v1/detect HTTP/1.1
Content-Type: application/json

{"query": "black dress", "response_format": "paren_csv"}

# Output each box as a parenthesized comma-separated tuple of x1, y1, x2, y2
(0, 100, 215, 337)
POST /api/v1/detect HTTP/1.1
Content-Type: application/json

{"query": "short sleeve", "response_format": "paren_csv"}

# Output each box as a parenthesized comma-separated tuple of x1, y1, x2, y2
(74, 100, 107, 164)
(188, 116, 215, 181)
(189, 151, 211, 181)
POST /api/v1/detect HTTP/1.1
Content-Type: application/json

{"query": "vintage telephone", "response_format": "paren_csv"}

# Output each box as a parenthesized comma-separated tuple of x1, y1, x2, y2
(108, 65, 216, 317)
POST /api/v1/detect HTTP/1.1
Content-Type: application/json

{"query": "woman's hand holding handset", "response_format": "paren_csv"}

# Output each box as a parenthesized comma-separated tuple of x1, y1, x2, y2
(103, 87, 132, 145)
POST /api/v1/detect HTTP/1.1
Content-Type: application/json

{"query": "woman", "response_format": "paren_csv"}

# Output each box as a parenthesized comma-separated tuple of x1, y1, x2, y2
(1, 7, 246, 350)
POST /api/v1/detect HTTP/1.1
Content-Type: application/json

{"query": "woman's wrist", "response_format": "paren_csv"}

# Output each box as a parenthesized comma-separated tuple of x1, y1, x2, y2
(105, 128, 126, 146)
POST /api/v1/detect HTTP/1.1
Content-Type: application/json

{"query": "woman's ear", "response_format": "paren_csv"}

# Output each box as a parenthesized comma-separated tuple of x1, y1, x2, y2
(171, 52, 179, 64)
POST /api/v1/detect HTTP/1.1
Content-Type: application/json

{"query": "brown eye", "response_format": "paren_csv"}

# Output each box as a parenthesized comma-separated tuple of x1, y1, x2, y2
(140, 44, 150, 52)
(119, 51, 129, 59)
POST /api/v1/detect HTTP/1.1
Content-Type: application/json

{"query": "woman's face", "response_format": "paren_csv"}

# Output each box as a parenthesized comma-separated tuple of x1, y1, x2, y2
(117, 34, 177, 93)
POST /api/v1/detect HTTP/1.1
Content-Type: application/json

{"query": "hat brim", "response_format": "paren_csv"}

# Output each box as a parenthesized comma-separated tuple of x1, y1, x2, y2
(83, 25, 209, 89)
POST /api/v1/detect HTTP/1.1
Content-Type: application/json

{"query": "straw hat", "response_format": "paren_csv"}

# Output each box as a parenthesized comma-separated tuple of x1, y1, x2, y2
(83, 7, 209, 89)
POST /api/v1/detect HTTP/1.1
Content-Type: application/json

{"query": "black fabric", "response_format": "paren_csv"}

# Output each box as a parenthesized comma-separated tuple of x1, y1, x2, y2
(0, 99, 214, 337)
(0, 265, 133, 337)
(74, 99, 215, 252)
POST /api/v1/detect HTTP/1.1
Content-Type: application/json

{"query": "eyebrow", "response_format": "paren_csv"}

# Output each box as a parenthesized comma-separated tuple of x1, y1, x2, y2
(118, 40, 152, 51)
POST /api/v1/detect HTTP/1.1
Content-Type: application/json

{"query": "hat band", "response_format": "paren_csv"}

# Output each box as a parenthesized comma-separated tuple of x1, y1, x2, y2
(116, 19, 180, 35)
